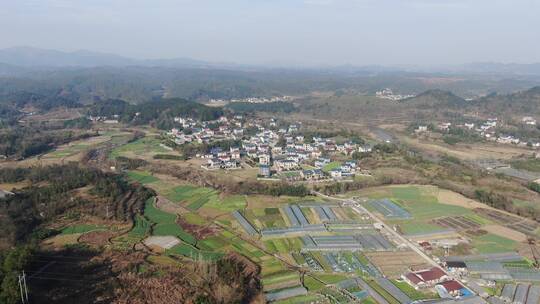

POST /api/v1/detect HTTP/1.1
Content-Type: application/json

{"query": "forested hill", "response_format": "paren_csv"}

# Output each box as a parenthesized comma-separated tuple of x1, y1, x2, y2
(402, 89, 468, 108)
(472, 86, 540, 115)
(88, 98, 224, 129)
(225, 101, 296, 113)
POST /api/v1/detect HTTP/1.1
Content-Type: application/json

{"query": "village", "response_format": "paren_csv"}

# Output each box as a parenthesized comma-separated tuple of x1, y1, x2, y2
(166, 114, 373, 182)
(208, 95, 296, 104)
(414, 116, 540, 149)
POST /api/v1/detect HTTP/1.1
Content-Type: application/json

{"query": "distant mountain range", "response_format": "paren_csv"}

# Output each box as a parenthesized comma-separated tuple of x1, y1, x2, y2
(1, 47, 540, 76)
(0, 46, 238, 69)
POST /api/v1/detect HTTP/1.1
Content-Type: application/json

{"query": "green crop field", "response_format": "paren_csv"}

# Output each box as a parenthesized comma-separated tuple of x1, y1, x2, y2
(392, 280, 437, 300)
(274, 294, 321, 304)
(182, 212, 207, 225)
(163, 185, 218, 211)
(311, 273, 350, 284)
(264, 238, 303, 253)
(129, 215, 151, 238)
(230, 239, 266, 260)
(304, 276, 326, 291)
(143, 198, 197, 245)
(387, 186, 471, 220)
(261, 270, 299, 286)
(199, 235, 229, 251)
(260, 258, 288, 276)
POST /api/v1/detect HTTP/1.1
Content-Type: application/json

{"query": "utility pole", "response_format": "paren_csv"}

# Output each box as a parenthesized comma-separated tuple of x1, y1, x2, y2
(18, 271, 29, 304)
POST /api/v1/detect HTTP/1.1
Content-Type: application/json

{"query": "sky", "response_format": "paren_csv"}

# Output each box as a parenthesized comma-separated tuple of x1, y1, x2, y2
(1, 0, 539, 67)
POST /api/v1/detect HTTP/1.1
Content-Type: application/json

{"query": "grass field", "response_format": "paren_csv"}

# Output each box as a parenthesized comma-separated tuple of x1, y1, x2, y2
(260, 258, 288, 276)
(367, 280, 400, 304)
(45, 135, 113, 159)
(204, 195, 247, 212)
(166, 243, 223, 261)
(110, 136, 170, 159)
(471, 233, 517, 254)
(390, 186, 472, 220)
(127, 170, 159, 184)
(264, 237, 303, 253)
(392, 280, 437, 300)
(61, 224, 106, 235)
(163, 185, 219, 211)
(322, 161, 341, 172)
(396, 221, 447, 235)
(511, 158, 540, 172)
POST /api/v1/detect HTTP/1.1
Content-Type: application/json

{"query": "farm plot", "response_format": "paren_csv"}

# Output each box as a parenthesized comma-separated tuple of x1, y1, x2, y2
(244, 208, 287, 229)
(365, 251, 429, 279)
(361, 186, 472, 221)
(60, 224, 107, 235)
(143, 197, 197, 245)
(204, 195, 246, 212)
(44, 135, 111, 159)
(144, 236, 180, 250)
(262, 271, 301, 290)
(396, 221, 448, 235)
(109, 136, 171, 159)
(127, 170, 159, 184)
(433, 215, 481, 231)
(471, 233, 518, 254)
(369, 199, 411, 219)
(163, 185, 219, 210)
(474, 208, 539, 236)
(166, 243, 223, 261)
(264, 237, 304, 254)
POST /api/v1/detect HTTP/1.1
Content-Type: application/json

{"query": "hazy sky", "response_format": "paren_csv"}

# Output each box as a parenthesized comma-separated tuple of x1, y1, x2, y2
(2, 0, 539, 66)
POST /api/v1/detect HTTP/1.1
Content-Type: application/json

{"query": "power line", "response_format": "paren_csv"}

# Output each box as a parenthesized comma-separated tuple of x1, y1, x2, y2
(18, 271, 29, 304)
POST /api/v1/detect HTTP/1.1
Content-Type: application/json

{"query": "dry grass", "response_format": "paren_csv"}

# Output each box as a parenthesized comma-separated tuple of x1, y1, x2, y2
(42, 233, 82, 248)
(400, 136, 531, 161)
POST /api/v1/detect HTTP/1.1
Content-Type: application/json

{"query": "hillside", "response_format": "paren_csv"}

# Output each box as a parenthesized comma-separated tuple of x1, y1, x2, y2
(403, 89, 468, 108)
(473, 86, 540, 115)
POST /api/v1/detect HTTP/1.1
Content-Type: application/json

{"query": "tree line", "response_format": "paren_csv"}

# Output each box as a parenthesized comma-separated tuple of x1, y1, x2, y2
(88, 98, 224, 130)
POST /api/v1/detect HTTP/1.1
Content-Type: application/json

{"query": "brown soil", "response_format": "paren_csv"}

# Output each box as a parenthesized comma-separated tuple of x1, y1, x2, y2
(79, 231, 116, 247)
(177, 217, 221, 239)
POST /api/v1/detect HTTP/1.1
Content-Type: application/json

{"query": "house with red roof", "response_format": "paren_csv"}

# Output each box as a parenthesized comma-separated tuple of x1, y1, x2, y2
(437, 280, 464, 296)
(401, 267, 448, 289)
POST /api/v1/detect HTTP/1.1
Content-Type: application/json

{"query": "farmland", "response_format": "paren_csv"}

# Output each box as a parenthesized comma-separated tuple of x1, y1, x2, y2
(109, 136, 175, 159)
(22, 128, 540, 304)
(346, 184, 528, 257)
